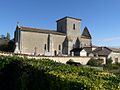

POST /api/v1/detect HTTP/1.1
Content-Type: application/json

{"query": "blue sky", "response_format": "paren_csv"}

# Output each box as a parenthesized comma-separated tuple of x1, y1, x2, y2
(0, 0, 120, 47)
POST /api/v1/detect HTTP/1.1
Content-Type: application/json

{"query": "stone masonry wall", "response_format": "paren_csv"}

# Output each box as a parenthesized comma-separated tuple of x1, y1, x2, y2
(0, 52, 106, 65)
(20, 31, 48, 55)
(20, 31, 66, 56)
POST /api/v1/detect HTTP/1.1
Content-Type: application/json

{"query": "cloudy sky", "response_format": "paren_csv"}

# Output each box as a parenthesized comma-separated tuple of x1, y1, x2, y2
(0, 0, 120, 47)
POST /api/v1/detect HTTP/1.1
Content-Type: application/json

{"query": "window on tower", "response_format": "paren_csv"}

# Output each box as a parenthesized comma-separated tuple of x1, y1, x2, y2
(73, 24, 75, 30)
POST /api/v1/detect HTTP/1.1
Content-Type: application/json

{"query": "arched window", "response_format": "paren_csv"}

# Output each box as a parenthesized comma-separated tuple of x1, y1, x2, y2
(59, 45, 61, 50)
(73, 24, 75, 30)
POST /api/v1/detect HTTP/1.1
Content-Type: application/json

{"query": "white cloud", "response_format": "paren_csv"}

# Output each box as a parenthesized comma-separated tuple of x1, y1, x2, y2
(97, 37, 120, 42)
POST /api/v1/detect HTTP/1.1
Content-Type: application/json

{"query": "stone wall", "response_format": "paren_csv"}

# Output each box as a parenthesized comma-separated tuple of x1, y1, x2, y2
(81, 38, 91, 47)
(57, 18, 67, 33)
(0, 52, 90, 65)
(52, 34, 66, 55)
(27, 56, 91, 65)
(20, 31, 66, 56)
(66, 18, 81, 38)
(57, 17, 81, 38)
(0, 52, 106, 65)
(21, 31, 48, 55)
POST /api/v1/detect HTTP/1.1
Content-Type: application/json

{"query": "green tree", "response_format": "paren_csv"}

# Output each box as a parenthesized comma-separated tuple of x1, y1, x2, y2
(6, 32, 10, 40)
(8, 39, 15, 52)
(106, 57, 113, 65)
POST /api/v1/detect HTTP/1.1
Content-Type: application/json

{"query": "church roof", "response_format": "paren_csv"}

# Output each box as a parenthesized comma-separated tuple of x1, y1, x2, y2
(17, 26, 66, 36)
(81, 27, 92, 39)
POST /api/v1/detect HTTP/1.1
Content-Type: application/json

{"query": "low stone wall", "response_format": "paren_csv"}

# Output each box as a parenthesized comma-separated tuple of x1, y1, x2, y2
(28, 56, 91, 65)
(28, 56, 106, 65)
(0, 52, 106, 65)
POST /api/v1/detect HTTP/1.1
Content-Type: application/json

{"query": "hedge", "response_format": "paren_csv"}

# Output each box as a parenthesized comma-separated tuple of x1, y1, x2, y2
(87, 58, 104, 67)
(0, 55, 120, 90)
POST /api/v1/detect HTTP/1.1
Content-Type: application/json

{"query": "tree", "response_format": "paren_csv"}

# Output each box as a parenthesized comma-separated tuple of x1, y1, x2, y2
(106, 57, 113, 65)
(8, 39, 15, 52)
(1, 35, 5, 39)
(6, 33, 10, 40)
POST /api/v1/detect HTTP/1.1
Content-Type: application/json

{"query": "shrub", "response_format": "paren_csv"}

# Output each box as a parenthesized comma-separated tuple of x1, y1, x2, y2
(0, 55, 120, 90)
(106, 57, 113, 65)
(111, 64, 119, 69)
(66, 59, 81, 66)
(87, 58, 104, 67)
(104, 63, 120, 70)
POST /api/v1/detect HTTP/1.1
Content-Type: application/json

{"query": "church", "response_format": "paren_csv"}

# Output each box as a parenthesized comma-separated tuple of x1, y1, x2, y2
(14, 16, 92, 56)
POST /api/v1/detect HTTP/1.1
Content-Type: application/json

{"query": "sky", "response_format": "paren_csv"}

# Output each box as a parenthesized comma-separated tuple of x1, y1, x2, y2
(0, 0, 120, 47)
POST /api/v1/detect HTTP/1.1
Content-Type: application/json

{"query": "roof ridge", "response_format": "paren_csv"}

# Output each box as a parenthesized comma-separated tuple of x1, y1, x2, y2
(16, 26, 66, 36)
(19, 26, 55, 31)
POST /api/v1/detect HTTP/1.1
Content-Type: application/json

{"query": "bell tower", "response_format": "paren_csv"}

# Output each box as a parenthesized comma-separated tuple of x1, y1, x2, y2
(56, 16, 81, 38)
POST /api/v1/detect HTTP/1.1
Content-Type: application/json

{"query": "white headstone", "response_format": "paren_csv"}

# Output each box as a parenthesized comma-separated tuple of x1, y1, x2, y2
(14, 42, 20, 54)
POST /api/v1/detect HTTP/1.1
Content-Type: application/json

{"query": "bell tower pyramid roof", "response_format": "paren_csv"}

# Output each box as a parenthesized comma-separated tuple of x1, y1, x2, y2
(81, 27, 92, 39)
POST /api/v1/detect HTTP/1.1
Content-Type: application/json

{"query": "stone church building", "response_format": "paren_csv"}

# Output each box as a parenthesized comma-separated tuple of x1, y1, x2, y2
(14, 16, 92, 56)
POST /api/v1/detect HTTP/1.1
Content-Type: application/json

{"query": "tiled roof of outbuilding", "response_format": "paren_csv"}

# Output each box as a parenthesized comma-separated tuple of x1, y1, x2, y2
(92, 47, 120, 57)
(83, 47, 92, 53)
(92, 47, 111, 56)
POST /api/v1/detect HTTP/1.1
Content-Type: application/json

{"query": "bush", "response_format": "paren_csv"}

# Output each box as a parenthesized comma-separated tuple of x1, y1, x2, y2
(104, 62, 120, 70)
(104, 57, 113, 70)
(66, 59, 81, 66)
(87, 58, 104, 67)
(0, 55, 120, 90)
(112, 64, 119, 69)
(106, 57, 113, 65)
